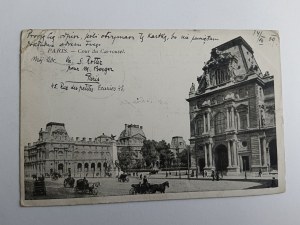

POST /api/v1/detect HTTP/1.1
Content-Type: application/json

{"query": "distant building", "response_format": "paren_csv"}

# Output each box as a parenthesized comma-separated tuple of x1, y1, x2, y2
(24, 122, 118, 177)
(117, 124, 146, 161)
(187, 37, 277, 175)
(170, 136, 187, 156)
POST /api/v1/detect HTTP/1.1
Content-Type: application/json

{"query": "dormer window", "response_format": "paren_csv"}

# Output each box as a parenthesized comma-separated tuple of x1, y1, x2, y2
(215, 68, 229, 85)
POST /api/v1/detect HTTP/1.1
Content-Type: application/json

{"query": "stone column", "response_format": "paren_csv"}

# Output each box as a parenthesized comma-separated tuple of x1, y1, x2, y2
(227, 141, 232, 167)
(247, 113, 250, 128)
(226, 108, 230, 129)
(233, 140, 237, 166)
(231, 107, 235, 129)
(203, 114, 206, 133)
(204, 144, 208, 167)
(263, 138, 267, 166)
(237, 113, 240, 130)
(208, 143, 212, 167)
(207, 113, 210, 133)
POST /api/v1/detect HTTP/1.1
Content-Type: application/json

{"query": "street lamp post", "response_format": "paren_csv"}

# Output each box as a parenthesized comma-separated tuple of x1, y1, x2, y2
(176, 147, 181, 179)
(243, 158, 247, 179)
(187, 146, 190, 179)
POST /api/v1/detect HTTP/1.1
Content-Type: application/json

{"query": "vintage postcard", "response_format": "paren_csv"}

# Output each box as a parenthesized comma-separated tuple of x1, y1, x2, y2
(20, 29, 285, 206)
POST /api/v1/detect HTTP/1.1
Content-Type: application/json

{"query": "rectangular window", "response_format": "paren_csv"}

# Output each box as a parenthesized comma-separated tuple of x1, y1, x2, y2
(239, 111, 248, 129)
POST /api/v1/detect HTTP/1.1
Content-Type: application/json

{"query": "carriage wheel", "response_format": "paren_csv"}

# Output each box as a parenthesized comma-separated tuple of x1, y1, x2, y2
(129, 188, 135, 195)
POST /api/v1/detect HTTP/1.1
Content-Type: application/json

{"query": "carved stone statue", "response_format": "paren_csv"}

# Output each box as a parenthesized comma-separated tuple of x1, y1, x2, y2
(259, 105, 266, 127)
(228, 62, 237, 82)
(189, 83, 195, 94)
(111, 134, 116, 140)
(205, 73, 210, 87)
(264, 71, 270, 77)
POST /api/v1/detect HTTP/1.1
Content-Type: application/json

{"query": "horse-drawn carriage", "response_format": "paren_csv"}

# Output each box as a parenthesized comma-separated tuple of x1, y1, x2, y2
(74, 178, 100, 195)
(118, 174, 129, 182)
(64, 176, 75, 188)
(33, 177, 46, 196)
(51, 172, 61, 181)
(129, 181, 169, 195)
(149, 169, 159, 175)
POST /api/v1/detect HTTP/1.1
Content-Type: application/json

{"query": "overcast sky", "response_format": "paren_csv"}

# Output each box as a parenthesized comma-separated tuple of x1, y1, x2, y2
(21, 29, 281, 146)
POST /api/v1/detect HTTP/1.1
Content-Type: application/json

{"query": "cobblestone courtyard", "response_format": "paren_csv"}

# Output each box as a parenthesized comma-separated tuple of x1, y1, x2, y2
(25, 173, 275, 200)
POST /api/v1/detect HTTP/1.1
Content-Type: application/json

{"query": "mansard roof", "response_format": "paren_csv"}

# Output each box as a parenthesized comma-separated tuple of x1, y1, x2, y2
(212, 36, 253, 54)
(46, 122, 65, 127)
(119, 124, 146, 140)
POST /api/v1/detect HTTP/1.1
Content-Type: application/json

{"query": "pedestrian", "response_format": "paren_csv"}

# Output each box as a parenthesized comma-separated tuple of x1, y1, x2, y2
(166, 171, 168, 177)
(211, 170, 215, 181)
(205, 171, 207, 177)
(216, 171, 220, 181)
(140, 173, 143, 180)
(258, 169, 262, 177)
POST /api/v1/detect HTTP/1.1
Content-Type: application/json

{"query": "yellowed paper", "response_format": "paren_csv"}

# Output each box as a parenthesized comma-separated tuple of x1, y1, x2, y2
(20, 29, 285, 206)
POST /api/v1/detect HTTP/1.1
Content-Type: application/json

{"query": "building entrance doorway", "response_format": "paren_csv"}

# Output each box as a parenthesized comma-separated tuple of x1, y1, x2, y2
(58, 163, 64, 174)
(198, 158, 205, 174)
(242, 156, 250, 171)
(214, 144, 228, 172)
(269, 139, 277, 170)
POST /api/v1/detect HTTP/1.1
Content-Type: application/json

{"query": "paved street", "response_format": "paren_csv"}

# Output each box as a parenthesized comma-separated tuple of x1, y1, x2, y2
(25, 173, 275, 200)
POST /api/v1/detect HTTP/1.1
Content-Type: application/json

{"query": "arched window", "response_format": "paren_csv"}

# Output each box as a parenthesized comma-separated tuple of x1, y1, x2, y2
(91, 163, 95, 171)
(84, 163, 89, 172)
(195, 117, 203, 135)
(239, 110, 248, 129)
(215, 69, 229, 85)
(77, 163, 82, 172)
(97, 162, 102, 170)
(58, 150, 64, 159)
(215, 112, 226, 134)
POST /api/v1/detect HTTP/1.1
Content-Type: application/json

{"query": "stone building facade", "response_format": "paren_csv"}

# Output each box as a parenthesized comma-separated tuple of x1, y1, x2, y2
(170, 136, 187, 156)
(24, 122, 118, 178)
(187, 36, 277, 175)
(117, 124, 146, 161)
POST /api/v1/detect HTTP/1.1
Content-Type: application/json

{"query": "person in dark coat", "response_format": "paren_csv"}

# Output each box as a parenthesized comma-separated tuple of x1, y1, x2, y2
(143, 175, 148, 185)
(216, 171, 220, 181)
(258, 169, 262, 177)
(211, 170, 215, 181)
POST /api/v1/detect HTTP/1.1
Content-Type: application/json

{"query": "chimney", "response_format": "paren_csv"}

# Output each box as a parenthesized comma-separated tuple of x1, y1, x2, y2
(76, 137, 79, 141)
(82, 137, 86, 141)
(89, 138, 92, 142)
(140, 126, 143, 129)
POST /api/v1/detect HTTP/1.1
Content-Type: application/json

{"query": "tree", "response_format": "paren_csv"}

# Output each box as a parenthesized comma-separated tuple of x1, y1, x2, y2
(117, 146, 136, 172)
(178, 145, 191, 167)
(159, 148, 175, 169)
(141, 140, 159, 168)
(155, 140, 174, 168)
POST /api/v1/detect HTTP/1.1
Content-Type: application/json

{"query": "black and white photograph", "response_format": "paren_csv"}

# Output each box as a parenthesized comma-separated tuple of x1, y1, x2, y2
(20, 29, 285, 206)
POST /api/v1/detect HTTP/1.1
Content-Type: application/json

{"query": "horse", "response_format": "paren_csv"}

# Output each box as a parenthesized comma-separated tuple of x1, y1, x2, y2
(88, 182, 100, 195)
(149, 181, 169, 193)
(63, 176, 75, 188)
